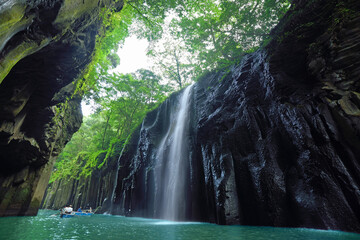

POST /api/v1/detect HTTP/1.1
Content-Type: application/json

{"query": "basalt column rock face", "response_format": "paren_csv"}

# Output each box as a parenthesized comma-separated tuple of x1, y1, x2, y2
(110, 0, 360, 233)
(41, 152, 119, 213)
(0, 0, 123, 216)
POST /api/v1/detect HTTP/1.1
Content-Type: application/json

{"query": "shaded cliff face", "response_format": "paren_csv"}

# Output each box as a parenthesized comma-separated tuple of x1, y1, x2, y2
(0, 0, 123, 216)
(109, 0, 360, 233)
(41, 152, 118, 213)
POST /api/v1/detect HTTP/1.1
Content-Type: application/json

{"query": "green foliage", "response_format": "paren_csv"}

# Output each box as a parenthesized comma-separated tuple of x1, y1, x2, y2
(78, 2, 135, 98)
(131, 0, 290, 84)
(50, 69, 171, 183)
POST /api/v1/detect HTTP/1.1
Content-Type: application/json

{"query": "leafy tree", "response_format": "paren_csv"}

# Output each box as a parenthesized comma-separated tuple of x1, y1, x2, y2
(50, 69, 171, 182)
(130, 0, 290, 80)
(147, 29, 196, 89)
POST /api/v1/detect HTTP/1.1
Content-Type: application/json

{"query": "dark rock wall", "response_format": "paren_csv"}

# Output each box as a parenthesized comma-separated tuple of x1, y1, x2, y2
(108, 0, 360, 233)
(41, 152, 118, 213)
(0, 0, 123, 216)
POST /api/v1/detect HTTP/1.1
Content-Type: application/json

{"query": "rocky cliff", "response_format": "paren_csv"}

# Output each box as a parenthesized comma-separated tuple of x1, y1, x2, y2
(0, 0, 123, 216)
(106, 0, 360, 233)
(41, 151, 118, 213)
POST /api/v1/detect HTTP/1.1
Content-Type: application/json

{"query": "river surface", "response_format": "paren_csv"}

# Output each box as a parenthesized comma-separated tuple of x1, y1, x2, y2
(0, 210, 359, 240)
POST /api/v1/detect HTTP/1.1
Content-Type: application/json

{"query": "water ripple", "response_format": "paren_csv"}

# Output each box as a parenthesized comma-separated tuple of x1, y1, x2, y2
(0, 210, 359, 240)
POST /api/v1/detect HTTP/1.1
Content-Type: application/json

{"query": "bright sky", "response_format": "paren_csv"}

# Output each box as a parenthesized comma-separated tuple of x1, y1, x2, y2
(81, 36, 151, 116)
(111, 36, 151, 74)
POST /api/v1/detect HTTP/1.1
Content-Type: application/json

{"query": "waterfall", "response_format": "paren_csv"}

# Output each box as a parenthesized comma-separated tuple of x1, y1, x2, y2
(155, 84, 193, 221)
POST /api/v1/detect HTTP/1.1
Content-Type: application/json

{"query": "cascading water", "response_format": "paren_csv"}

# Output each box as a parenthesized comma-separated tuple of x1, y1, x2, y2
(155, 84, 193, 221)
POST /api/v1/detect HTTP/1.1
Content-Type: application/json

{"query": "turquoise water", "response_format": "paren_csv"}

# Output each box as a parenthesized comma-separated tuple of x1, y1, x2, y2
(0, 210, 359, 240)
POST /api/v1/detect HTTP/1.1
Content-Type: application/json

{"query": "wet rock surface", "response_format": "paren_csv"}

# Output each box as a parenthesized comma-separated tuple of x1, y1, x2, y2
(0, 0, 123, 216)
(41, 152, 119, 213)
(109, 0, 360, 233)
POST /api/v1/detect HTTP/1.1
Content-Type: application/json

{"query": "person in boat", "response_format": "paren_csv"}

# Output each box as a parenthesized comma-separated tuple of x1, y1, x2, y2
(77, 207, 82, 212)
(63, 205, 73, 214)
(84, 206, 92, 213)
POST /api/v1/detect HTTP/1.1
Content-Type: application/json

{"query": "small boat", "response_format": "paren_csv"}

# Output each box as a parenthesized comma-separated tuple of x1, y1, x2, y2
(60, 212, 75, 218)
(60, 209, 94, 218)
(74, 211, 94, 216)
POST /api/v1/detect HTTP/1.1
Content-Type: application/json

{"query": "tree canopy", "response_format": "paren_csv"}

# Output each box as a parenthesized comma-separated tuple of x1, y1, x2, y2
(129, 0, 290, 87)
(50, 69, 171, 182)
